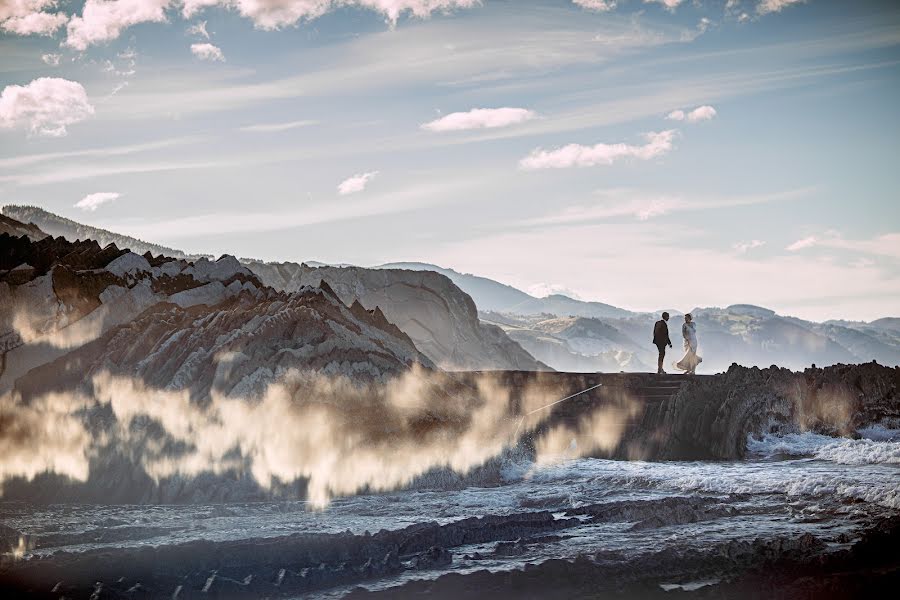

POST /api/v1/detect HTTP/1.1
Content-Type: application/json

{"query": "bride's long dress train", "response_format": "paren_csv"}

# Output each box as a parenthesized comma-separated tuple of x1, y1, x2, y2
(674, 323, 702, 373)
(674, 345, 702, 373)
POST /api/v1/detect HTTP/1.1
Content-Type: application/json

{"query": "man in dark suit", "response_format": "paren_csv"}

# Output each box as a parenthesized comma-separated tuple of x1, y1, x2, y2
(653, 312, 673, 374)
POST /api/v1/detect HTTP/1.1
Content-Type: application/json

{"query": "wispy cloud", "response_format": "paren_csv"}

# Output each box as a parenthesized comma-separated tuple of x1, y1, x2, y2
(520, 188, 813, 225)
(186, 20, 210, 39)
(786, 235, 818, 251)
(519, 130, 676, 170)
(0, 77, 94, 137)
(108, 177, 480, 240)
(338, 171, 379, 195)
(666, 105, 717, 122)
(238, 119, 318, 133)
(1, 160, 228, 186)
(75, 192, 121, 211)
(733, 239, 766, 253)
(421, 107, 536, 132)
(0, 136, 207, 170)
(786, 232, 900, 258)
(41, 53, 61, 66)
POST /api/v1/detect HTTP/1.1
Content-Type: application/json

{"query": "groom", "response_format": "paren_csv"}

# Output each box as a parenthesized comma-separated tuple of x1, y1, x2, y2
(652, 312, 673, 374)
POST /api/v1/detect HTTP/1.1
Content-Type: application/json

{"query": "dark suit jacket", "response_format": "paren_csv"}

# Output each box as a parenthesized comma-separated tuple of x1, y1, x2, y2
(653, 320, 672, 347)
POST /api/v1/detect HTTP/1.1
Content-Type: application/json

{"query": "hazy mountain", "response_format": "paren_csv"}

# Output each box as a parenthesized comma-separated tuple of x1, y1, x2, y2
(377, 262, 633, 319)
(2, 205, 208, 260)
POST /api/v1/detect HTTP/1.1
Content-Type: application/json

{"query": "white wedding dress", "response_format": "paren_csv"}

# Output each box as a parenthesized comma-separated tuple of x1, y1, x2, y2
(674, 321, 702, 374)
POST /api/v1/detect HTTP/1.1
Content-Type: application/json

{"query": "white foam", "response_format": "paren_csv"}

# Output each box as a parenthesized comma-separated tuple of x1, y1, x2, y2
(747, 431, 900, 465)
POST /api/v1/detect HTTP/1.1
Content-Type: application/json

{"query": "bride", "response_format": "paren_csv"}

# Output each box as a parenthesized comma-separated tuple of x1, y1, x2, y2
(674, 313, 702, 374)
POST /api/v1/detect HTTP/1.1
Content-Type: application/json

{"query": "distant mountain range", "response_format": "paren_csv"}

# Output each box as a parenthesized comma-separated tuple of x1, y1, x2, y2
(377, 262, 633, 319)
(2, 205, 209, 260)
(4, 205, 898, 373)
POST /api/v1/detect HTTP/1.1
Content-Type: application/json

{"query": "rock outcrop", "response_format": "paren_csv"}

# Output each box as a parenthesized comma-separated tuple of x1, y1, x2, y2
(243, 260, 547, 371)
(1, 230, 429, 394)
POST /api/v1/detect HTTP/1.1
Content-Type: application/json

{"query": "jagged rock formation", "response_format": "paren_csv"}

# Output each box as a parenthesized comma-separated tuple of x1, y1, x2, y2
(243, 260, 546, 371)
(1, 229, 428, 393)
(1, 205, 206, 260)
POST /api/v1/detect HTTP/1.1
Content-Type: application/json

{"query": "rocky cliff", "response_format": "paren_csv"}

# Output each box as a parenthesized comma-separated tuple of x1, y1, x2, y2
(244, 260, 546, 371)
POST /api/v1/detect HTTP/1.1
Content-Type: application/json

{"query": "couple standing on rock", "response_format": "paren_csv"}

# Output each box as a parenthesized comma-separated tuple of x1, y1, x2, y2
(653, 312, 702, 375)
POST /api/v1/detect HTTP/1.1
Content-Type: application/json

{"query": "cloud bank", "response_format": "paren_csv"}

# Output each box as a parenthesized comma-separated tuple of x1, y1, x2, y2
(64, 0, 172, 51)
(0, 77, 94, 137)
(519, 130, 676, 170)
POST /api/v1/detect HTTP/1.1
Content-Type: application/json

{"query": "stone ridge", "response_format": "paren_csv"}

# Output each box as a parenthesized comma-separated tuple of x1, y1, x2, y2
(243, 259, 549, 371)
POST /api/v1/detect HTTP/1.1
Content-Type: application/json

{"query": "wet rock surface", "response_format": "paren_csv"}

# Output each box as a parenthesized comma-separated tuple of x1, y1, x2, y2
(346, 517, 900, 599)
(0, 496, 764, 598)
(2, 500, 895, 599)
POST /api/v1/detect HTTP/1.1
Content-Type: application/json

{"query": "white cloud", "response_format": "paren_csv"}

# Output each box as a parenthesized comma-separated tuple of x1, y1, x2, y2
(74, 191, 121, 211)
(0, 10, 67, 35)
(191, 42, 225, 61)
(667, 104, 717, 122)
(0, 0, 55, 19)
(186, 19, 209, 39)
(41, 52, 61, 66)
(0, 77, 94, 137)
(338, 171, 379, 195)
(182, 0, 481, 30)
(239, 119, 317, 133)
(733, 239, 766, 253)
(786, 235, 818, 251)
(571, 0, 617, 11)
(421, 107, 536, 132)
(757, 0, 806, 15)
(65, 0, 172, 51)
(645, 0, 684, 11)
(519, 130, 676, 170)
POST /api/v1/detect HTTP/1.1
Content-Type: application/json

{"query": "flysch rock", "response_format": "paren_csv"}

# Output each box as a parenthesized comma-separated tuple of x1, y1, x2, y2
(242, 260, 548, 372)
(183, 255, 251, 282)
(104, 252, 152, 278)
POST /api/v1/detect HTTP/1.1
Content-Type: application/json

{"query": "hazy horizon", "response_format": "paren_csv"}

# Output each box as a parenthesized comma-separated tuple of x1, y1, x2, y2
(2, 0, 899, 322)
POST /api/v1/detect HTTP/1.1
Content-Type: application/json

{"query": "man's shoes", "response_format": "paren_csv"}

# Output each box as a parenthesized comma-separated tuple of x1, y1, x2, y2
(657, 369, 666, 374)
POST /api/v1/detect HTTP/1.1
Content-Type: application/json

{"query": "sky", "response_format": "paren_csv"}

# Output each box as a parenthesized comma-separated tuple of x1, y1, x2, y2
(1, 0, 899, 322)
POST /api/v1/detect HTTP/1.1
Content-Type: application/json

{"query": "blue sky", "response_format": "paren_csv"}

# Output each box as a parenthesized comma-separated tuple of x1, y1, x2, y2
(1, 0, 899, 321)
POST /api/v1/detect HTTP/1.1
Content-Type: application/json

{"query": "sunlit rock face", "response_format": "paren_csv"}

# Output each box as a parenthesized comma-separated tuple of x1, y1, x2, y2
(243, 260, 547, 371)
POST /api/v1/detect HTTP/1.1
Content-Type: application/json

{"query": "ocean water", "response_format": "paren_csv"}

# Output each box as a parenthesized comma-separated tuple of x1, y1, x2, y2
(2, 428, 898, 597)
